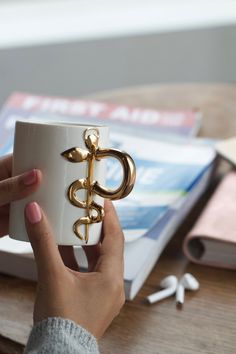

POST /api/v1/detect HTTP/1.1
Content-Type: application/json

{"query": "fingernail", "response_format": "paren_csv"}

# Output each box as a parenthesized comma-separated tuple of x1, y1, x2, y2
(25, 202, 42, 224)
(22, 169, 38, 186)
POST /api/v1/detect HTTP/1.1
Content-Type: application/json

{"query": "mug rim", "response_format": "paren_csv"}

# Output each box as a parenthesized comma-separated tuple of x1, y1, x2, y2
(15, 119, 108, 129)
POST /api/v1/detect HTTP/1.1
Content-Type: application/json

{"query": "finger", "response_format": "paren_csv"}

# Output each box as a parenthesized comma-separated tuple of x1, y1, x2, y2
(25, 202, 64, 279)
(83, 244, 101, 272)
(0, 169, 42, 207)
(59, 246, 79, 271)
(96, 201, 124, 274)
(0, 154, 12, 180)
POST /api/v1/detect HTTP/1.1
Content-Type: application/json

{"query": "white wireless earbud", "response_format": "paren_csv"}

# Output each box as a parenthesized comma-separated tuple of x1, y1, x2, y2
(147, 275, 178, 304)
(176, 273, 199, 306)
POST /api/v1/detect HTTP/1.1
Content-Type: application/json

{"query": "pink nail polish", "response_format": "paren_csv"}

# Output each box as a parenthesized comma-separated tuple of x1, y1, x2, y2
(26, 202, 42, 224)
(22, 169, 37, 186)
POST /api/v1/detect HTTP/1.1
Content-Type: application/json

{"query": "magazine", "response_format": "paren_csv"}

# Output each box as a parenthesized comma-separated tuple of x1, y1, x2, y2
(0, 92, 202, 157)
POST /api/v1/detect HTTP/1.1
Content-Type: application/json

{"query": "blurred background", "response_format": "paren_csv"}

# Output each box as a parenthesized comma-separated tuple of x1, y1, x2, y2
(1, 0, 236, 105)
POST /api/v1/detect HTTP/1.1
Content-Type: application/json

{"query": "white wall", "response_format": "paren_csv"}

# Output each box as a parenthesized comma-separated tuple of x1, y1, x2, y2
(1, 0, 236, 48)
(0, 0, 236, 105)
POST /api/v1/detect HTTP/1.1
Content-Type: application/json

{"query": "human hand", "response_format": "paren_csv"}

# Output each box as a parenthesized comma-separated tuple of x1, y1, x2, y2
(0, 154, 41, 237)
(25, 200, 125, 338)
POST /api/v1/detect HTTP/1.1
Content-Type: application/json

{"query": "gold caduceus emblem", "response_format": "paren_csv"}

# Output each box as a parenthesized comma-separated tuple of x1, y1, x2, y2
(61, 128, 136, 243)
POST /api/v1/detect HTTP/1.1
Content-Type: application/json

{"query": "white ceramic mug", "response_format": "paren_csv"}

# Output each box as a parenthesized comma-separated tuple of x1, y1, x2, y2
(9, 120, 135, 246)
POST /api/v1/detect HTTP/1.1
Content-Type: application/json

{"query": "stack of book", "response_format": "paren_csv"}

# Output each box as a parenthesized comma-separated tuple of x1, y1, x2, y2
(0, 92, 216, 300)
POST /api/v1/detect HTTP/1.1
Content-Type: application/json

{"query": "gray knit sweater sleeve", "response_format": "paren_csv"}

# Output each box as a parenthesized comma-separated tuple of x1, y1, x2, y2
(24, 317, 100, 354)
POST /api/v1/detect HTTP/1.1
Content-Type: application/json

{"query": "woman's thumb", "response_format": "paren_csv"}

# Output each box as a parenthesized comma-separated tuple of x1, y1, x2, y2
(25, 202, 64, 279)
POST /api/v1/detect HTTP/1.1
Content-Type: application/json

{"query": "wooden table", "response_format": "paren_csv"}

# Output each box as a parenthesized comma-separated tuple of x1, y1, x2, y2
(0, 84, 236, 354)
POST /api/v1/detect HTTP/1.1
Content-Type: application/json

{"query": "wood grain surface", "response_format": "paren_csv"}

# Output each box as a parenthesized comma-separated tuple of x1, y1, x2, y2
(0, 84, 235, 354)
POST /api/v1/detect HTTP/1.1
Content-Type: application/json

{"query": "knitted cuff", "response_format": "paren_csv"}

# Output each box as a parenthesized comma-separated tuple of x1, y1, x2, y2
(24, 317, 99, 354)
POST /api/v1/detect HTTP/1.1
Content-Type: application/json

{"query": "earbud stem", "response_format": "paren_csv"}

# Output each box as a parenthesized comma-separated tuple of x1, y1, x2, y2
(176, 284, 184, 305)
(147, 287, 176, 304)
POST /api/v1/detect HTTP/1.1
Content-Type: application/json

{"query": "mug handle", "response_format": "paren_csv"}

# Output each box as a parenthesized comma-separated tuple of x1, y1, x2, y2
(93, 148, 136, 200)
